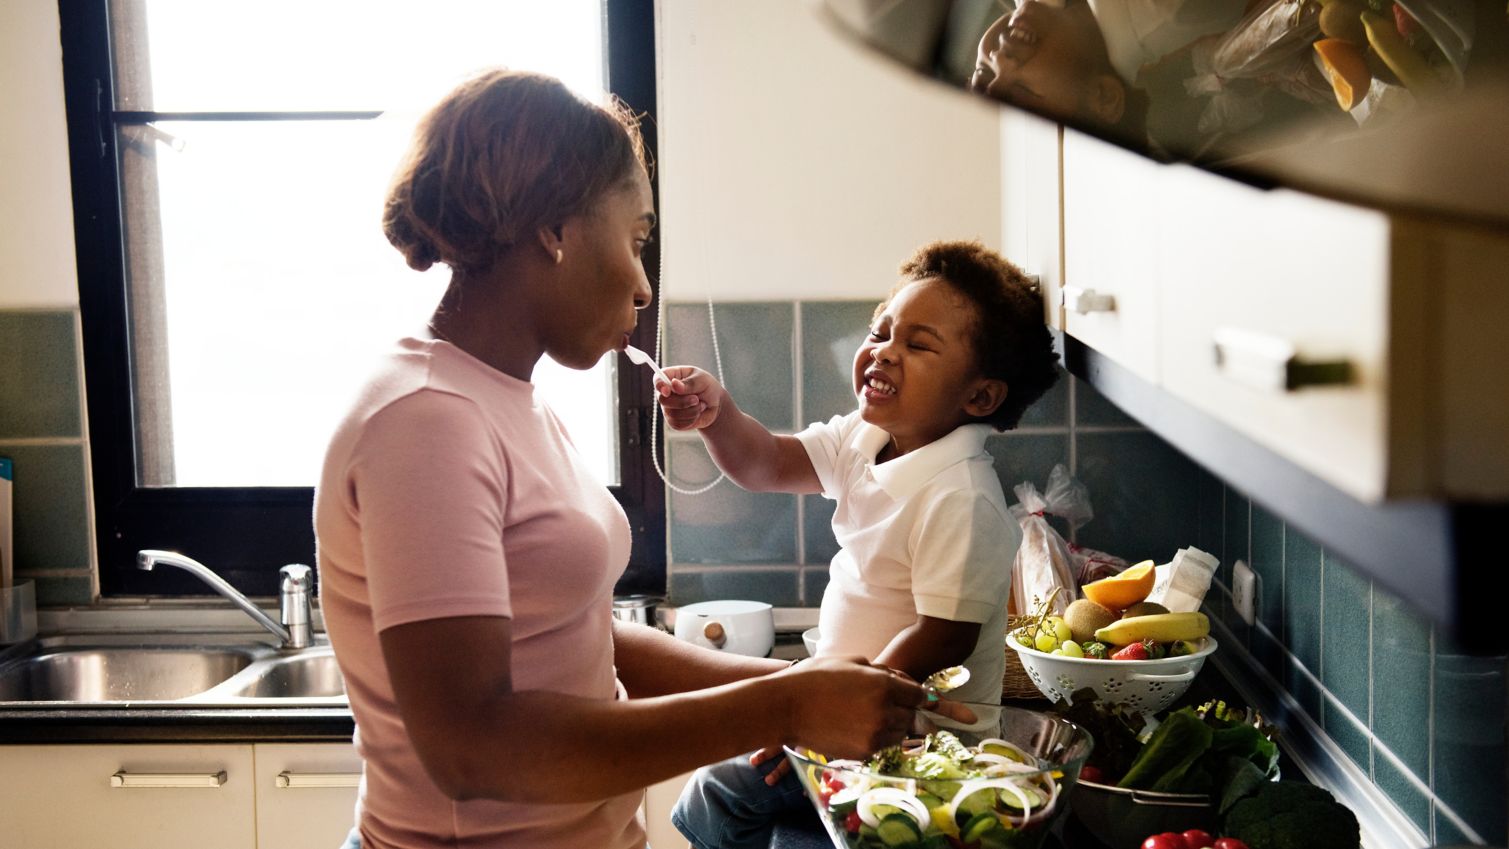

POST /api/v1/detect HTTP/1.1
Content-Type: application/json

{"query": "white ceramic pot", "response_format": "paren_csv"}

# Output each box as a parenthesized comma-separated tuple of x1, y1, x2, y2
(673, 600, 775, 657)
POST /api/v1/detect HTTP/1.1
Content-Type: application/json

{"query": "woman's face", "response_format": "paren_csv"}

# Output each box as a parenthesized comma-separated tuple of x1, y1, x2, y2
(852, 278, 986, 456)
(541, 169, 655, 370)
(970, 1, 1112, 122)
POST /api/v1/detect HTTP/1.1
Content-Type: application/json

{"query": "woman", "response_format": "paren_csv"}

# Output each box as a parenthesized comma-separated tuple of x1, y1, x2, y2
(314, 69, 954, 849)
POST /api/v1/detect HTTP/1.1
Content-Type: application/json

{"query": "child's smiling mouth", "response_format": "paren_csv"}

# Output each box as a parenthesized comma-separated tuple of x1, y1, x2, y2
(863, 370, 898, 400)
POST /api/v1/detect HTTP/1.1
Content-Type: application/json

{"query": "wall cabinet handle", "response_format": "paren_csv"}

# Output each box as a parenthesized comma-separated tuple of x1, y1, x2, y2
(1212, 326, 1352, 391)
(1063, 286, 1116, 314)
(275, 771, 361, 789)
(111, 770, 226, 788)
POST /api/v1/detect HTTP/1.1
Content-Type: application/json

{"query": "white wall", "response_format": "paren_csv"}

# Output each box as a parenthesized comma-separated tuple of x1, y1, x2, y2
(656, 1, 1002, 302)
(0, 1, 78, 308)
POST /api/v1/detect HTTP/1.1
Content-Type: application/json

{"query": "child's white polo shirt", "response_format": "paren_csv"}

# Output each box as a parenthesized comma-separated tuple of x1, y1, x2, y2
(796, 411, 1019, 707)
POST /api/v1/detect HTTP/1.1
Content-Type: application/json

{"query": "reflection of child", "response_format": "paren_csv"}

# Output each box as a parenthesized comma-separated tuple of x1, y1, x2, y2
(664, 241, 1061, 849)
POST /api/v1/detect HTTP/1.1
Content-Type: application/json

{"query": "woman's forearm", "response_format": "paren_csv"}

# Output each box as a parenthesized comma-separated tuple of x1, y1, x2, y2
(613, 619, 787, 697)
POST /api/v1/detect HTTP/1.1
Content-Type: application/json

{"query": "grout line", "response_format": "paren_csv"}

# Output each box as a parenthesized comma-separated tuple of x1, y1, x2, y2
(1428, 617, 1438, 842)
(672, 564, 803, 573)
(1066, 372, 1078, 545)
(1069, 424, 1144, 434)
(0, 437, 86, 447)
(1364, 565, 1374, 782)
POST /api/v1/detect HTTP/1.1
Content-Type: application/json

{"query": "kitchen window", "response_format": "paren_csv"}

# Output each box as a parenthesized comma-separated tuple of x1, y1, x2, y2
(59, 0, 664, 596)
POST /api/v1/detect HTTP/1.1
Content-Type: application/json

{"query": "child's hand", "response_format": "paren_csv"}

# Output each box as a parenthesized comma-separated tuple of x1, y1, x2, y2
(654, 366, 725, 431)
(748, 745, 792, 785)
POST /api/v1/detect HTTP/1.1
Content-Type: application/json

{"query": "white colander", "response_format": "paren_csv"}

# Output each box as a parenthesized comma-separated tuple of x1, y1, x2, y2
(1007, 637, 1218, 714)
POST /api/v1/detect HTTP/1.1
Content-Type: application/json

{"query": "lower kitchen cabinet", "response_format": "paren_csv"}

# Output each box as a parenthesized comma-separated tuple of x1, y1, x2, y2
(0, 741, 360, 849)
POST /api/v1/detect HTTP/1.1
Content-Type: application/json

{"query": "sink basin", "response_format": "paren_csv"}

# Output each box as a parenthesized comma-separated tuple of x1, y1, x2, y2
(0, 633, 347, 707)
(223, 652, 344, 699)
(0, 646, 256, 702)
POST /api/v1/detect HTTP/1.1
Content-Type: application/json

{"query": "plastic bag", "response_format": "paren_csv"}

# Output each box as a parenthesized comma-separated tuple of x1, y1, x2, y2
(1068, 543, 1129, 587)
(1007, 465, 1092, 618)
(1185, 0, 1333, 136)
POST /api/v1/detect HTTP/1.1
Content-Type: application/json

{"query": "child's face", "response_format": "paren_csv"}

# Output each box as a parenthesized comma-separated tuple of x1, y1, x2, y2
(853, 278, 993, 456)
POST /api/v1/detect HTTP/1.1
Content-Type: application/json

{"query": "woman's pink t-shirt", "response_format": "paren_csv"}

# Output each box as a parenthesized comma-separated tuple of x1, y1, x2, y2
(315, 337, 642, 849)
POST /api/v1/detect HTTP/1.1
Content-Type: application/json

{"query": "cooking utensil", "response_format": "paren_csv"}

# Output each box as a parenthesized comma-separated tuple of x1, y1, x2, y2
(672, 600, 775, 657)
(622, 344, 668, 385)
(611, 594, 663, 628)
(922, 665, 970, 702)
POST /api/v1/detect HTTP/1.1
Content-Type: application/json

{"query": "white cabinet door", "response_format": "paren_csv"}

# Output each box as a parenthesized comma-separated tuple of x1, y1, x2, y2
(1157, 164, 1393, 501)
(254, 742, 362, 849)
(1001, 108, 1064, 329)
(0, 743, 256, 849)
(1062, 129, 1164, 383)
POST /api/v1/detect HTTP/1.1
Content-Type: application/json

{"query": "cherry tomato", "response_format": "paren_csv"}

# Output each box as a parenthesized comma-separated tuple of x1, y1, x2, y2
(1213, 839, 1250, 849)
(1142, 833, 1187, 849)
(1080, 764, 1106, 783)
(844, 810, 862, 833)
(1182, 829, 1215, 849)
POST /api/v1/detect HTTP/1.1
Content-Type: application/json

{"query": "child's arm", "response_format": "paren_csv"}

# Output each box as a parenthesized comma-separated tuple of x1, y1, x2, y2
(656, 366, 820, 494)
(873, 615, 982, 684)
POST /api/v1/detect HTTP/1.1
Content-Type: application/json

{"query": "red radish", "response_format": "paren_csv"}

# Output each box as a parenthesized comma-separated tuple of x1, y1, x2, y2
(1182, 829, 1215, 849)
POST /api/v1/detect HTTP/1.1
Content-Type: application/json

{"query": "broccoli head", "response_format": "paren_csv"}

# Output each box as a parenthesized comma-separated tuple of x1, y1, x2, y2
(1223, 780, 1360, 849)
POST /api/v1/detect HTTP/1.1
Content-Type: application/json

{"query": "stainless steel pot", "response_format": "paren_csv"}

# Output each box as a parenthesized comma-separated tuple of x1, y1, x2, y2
(611, 595, 663, 628)
(1069, 779, 1216, 849)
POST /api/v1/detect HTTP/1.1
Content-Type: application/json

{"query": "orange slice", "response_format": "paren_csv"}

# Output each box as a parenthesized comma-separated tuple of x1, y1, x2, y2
(1080, 560, 1156, 611)
(1315, 37, 1373, 111)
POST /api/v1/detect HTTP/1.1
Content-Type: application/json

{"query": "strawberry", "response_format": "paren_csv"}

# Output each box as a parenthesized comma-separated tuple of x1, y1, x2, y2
(1393, 4, 1422, 38)
(1112, 641, 1150, 661)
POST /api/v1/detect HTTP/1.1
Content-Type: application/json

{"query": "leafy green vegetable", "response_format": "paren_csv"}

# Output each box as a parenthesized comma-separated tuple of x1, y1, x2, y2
(1118, 709, 1214, 791)
(1223, 780, 1361, 849)
(1052, 689, 1146, 780)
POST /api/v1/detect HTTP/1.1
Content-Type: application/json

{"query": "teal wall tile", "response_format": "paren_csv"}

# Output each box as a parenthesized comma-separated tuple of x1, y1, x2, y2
(802, 568, 831, 608)
(1074, 375, 1138, 427)
(0, 310, 82, 439)
(1373, 754, 1431, 837)
(1283, 528, 1322, 674)
(0, 443, 91, 572)
(1322, 552, 1371, 724)
(670, 568, 800, 607)
(1017, 364, 1069, 428)
(1435, 807, 1472, 845)
(1286, 662, 1322, 718)
(1432, 643, 1508, 844)
(1371, 587, 1431, 779)
(1249, 505, 1285, 677)
(1322, 694, 1372, 774)
(798, 301, 874, 425)
(667, 302, 795, 430)
(1222, 487, 1249, 585)
(668, 440, 797, 564)
(1194, 468, 1223, 568)
(802, 494, 839, 566)
(30, 574, 95, 606)
(1250, 628, 1286, 692)
(985, 433, 1070, 502)
(1074, 431, 1200, 564)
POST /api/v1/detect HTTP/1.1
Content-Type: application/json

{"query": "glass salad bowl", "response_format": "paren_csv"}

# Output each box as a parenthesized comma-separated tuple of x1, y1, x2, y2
(785, 704, 1094, 849)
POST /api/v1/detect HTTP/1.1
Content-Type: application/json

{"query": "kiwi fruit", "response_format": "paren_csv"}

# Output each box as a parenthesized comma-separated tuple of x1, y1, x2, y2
(1319, 0, 1368, 45)
(1064, 598, 1119, 644)
(1121, 601, 1171, 619)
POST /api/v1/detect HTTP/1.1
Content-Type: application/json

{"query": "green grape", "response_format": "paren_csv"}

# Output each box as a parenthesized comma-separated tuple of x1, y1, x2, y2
(1015, 632, 1034, 648)
(1059, 640, 1084, 658)
(1034, 632, 1060, 652)
(1049, 617, 1072, 642)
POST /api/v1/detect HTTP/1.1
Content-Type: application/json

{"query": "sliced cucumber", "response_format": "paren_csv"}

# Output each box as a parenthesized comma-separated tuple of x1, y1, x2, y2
(953, 787, 997, 824)
(996, 785, 1045, 810)
(827, 785, 864, 814)
(875, 812, 923, 847)
(961, 811, 1001, 842)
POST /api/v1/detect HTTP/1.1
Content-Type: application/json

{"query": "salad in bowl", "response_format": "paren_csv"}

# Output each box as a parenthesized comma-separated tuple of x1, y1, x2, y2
(785, 704, 1093, 849)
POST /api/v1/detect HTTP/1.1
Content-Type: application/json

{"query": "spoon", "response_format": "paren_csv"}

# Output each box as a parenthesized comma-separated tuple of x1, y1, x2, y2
(623, 344, 668, 386)
(922, 665, 970, 702)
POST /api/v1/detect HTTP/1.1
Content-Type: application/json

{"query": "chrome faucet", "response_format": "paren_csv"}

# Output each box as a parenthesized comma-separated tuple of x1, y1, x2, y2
(137, 549, 313, 650)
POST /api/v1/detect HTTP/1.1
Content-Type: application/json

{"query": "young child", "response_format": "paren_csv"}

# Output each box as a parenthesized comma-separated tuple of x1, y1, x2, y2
(661, 240, 1061, 849)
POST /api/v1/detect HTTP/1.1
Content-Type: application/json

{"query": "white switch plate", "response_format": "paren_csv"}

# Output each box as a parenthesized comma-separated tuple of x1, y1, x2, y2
(1232, 559, 1257, 625)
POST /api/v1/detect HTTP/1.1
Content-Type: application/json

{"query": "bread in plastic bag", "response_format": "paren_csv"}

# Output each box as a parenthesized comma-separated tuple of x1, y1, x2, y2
(1007, 464, 1091, 618)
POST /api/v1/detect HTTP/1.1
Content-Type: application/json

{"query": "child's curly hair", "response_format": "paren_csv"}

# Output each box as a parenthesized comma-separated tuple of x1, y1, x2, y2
(887, 240, 1060, 430)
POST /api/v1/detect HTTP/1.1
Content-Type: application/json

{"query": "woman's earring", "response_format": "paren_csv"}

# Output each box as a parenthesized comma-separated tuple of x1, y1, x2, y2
(555, 249, 564, 265)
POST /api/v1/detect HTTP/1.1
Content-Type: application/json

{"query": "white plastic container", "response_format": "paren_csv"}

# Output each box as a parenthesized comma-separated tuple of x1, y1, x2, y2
(672, 600, 775, 657)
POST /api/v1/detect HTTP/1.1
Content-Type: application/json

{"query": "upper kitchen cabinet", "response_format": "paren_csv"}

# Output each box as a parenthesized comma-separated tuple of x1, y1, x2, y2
(1000, 108, 1065, 331)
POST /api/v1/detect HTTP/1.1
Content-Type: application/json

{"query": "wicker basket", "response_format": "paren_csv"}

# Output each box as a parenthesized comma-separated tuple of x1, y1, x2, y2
(1001, 613, 1043, 700)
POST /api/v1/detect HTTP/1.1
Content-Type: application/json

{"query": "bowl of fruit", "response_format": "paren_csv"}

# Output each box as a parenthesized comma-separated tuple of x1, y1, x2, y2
(1009, 563, 1217, 713)
(785, 704, 1093, 849)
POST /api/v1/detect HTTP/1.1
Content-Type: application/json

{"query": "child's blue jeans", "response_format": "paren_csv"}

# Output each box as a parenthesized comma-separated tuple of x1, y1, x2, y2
(671, 751, 810, 849)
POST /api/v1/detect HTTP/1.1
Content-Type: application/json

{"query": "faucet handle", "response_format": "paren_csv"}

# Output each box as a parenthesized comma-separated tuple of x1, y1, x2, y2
(280, 563, 313, 593)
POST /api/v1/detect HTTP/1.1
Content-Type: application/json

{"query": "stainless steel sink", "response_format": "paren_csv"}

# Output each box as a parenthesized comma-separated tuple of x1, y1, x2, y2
(0, 646, 256, 702)
(0, 633, 347, 707)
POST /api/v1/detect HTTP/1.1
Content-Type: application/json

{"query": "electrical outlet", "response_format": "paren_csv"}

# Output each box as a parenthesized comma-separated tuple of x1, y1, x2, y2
(1232, 559, 1257, 625)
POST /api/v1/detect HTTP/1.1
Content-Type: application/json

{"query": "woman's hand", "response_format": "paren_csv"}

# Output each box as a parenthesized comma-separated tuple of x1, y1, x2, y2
(777, 657, 925, 760)
(655, 366, 725, 431)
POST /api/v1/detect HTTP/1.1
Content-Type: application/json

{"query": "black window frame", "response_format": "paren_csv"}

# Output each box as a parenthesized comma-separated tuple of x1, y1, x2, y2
(58, 0, 665, 598)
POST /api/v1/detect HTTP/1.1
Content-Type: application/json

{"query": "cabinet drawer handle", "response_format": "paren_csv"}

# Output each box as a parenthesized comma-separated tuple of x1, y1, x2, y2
(1212, 326, 1352, 391)
(1063, 286, 1116, 314)
(111, 770, 226, 788)
(276, 771, 361, 789)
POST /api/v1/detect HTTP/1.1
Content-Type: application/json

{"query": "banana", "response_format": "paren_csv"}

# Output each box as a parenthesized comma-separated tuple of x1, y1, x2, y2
(1360, 11, 1445, 96)
(1094, 611, 1210, 645)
